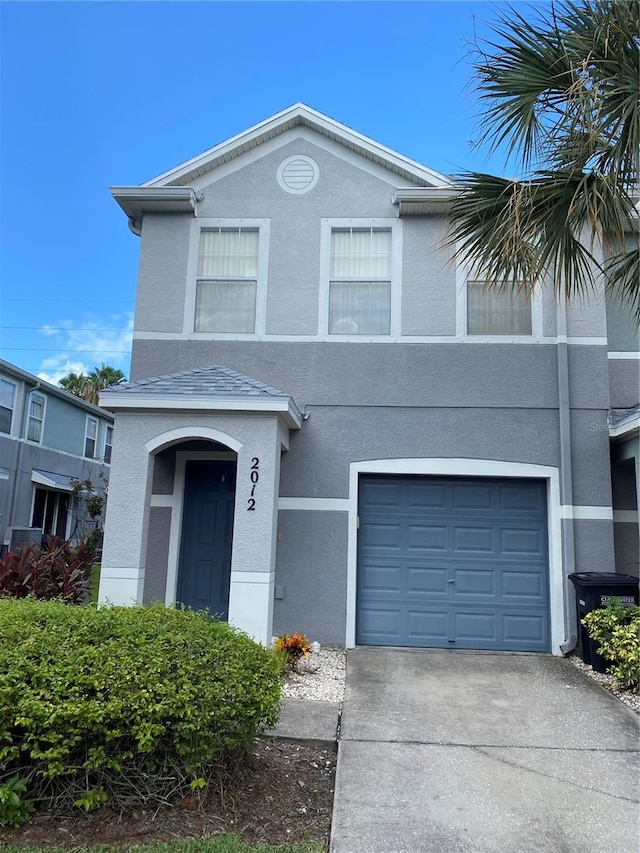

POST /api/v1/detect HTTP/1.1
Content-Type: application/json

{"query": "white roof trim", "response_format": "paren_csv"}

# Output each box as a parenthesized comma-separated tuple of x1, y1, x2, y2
(110, 187, 198, 220)
(99, 393, 302, 429)
(141, 104, 453, 190)
(31, 471, 74, 492)
(609, 414, 640, 439)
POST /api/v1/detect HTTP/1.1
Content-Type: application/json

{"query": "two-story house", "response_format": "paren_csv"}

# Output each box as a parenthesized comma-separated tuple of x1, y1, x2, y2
(100, 104, 639, 653)
(0, 360, 114, 552)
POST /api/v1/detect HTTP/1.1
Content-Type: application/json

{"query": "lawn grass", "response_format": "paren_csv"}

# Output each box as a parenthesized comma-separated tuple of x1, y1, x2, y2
(2, 835, 325, 853)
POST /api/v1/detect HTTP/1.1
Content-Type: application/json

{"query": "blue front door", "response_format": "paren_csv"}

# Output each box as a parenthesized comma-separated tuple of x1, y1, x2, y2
(177, 460, 235, 618)
(356, 475, 550, 651)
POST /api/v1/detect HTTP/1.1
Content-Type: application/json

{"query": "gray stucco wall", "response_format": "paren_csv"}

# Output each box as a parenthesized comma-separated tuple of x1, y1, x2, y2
(401, 217, 455, 336)
(608, 360, 640, 409)
(274, 509, 347, 645)
(131, 340, 608, 504)
(136, 215, 190, 333)
(144, 506, 172, 603)
(606, 292, 640, 352)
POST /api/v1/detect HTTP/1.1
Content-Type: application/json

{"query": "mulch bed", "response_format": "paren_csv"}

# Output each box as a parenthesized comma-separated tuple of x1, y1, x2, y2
(0, 740, 336, 850)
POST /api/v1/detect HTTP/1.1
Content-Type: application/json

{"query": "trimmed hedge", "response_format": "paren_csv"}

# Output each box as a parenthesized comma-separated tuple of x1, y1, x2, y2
(0, 600, 281, 820)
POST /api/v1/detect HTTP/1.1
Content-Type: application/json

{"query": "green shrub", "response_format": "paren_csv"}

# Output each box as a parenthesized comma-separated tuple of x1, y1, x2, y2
(0, 600, 281, 822)
(0, 537, 92, 604)
(583, 598, 640, 691)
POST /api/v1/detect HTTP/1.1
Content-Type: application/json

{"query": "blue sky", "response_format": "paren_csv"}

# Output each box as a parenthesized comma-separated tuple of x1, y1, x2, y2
(0, 0, 532, 383)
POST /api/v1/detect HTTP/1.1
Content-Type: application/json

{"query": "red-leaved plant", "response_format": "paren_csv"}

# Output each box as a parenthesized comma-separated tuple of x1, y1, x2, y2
(0, 537, 91, 604)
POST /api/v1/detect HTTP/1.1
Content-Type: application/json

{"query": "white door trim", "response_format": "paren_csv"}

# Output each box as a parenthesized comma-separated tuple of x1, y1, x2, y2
(345, 458, 564, 654)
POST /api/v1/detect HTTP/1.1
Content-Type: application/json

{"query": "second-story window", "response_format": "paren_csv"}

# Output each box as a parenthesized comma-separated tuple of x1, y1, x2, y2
(104, 424, 114, 464)
(329, 228, 392, 335)
(85, 417, 98, 458)
(27, 393, 45, 443)
(195, 228, 259, 333)
(0, 378, 16, 435)
(466, 281, 532, 335)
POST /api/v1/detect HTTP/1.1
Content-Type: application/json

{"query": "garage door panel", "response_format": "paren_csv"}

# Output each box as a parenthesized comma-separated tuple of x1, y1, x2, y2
(407, 524, 448, 551)
(503, 613, 548, 646)
(452, 526, 495, 553)
(454, 611, 497, 642)
(454, 568, 495, 596)
(501, 569, 546, 600)
(406, 566, 449, 594)
(357, 476, 550, 651)
(357, 560, 408, 592)
(406, 608, 449, 643)
(452, 483, 494, 510)
(407, 482, 447, 509)
(500, 527, 545, 556)
(359, 520, 403, 545)
(361, 482, 403, 510)
(357, 605, 404, 642)
(499, 484, 546, 514)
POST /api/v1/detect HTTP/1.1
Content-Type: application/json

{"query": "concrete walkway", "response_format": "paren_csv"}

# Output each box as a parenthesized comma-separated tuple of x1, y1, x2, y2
(331, 648, 640, 853)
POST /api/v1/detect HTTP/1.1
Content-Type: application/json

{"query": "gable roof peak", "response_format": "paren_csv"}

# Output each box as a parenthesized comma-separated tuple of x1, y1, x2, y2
(142, 104, 453, 190)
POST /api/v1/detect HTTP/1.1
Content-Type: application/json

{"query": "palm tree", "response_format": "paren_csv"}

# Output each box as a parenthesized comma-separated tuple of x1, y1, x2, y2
(59, 372, 89, 398)
(448, 0, 639, 321)
(59, 364, 125, 405)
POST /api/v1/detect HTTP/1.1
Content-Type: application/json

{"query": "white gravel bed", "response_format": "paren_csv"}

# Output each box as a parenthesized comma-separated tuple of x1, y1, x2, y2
(567, 654, 640, 713)
(281, 647, 346, 703)
(280, 647, 639, 714)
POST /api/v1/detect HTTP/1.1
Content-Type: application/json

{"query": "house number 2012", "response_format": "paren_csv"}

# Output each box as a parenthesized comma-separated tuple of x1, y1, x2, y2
(247, 457, 260, 510)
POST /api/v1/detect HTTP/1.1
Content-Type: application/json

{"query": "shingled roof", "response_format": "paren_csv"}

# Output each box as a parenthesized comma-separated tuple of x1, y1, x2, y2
(99, 366, 302, 428)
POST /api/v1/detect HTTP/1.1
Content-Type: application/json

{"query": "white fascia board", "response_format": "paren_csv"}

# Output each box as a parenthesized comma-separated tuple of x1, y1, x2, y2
(141, 103, 452, 189)
(99, 394, 302, 428)
(392, 187, 461, 214)
(31, 471, 74, 491)
(609, 417, 640, 439)
(110, 186, 197, 218)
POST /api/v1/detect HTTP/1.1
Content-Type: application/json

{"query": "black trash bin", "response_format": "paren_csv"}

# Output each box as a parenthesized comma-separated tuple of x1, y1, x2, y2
(568, 573, 639, 672)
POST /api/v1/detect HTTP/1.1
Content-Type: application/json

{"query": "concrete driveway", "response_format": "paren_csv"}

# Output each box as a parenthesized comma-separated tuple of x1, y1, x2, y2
(331, 649, 639, 853)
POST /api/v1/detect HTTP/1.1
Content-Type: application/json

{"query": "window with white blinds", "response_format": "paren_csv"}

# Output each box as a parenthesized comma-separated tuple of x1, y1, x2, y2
(195, 228, 259, 333)
(329, 228, 392, 334)
(467, 281, 532, 335)
(27, 394, 45, 443)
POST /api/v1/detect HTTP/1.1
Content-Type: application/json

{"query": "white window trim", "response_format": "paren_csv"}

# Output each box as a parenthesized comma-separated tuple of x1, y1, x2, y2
(184, 218, 270, 337)
(455, 255, 543, 339)
(84, 415, 99, 459)
(30, 485, 71, 540)
(26, 392, 46, 444)
(103, 424, 114, 464)
(319, 218, 402, 338)
(0, 376, 18, 436)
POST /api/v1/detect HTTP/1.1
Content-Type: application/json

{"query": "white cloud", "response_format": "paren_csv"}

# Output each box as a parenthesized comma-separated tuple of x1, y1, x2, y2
(36, 313, 133, 386)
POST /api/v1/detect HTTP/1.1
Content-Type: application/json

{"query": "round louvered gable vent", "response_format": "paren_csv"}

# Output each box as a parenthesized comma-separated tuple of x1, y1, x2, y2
(277, 155, 319, 194)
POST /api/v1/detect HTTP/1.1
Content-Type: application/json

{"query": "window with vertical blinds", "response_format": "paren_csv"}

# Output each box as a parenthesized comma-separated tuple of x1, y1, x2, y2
(329, 228, 392, 335)
(467, 281, 532, 335)
(195, 228, 259, 333)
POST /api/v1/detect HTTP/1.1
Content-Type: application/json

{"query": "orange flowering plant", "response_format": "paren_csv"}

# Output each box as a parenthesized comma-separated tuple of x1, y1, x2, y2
(274, 632, 312, 669)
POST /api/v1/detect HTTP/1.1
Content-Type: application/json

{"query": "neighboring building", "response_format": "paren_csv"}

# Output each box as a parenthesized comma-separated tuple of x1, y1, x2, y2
(0, 360, 114, 552)
(100, 104, 639, 652)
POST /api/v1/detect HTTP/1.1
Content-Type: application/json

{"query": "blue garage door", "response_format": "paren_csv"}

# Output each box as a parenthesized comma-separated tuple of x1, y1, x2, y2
(357, 476, 550, 651)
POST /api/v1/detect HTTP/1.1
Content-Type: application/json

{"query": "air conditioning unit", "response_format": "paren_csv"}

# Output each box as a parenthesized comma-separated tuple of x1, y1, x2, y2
(4, 526, 42, 552)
